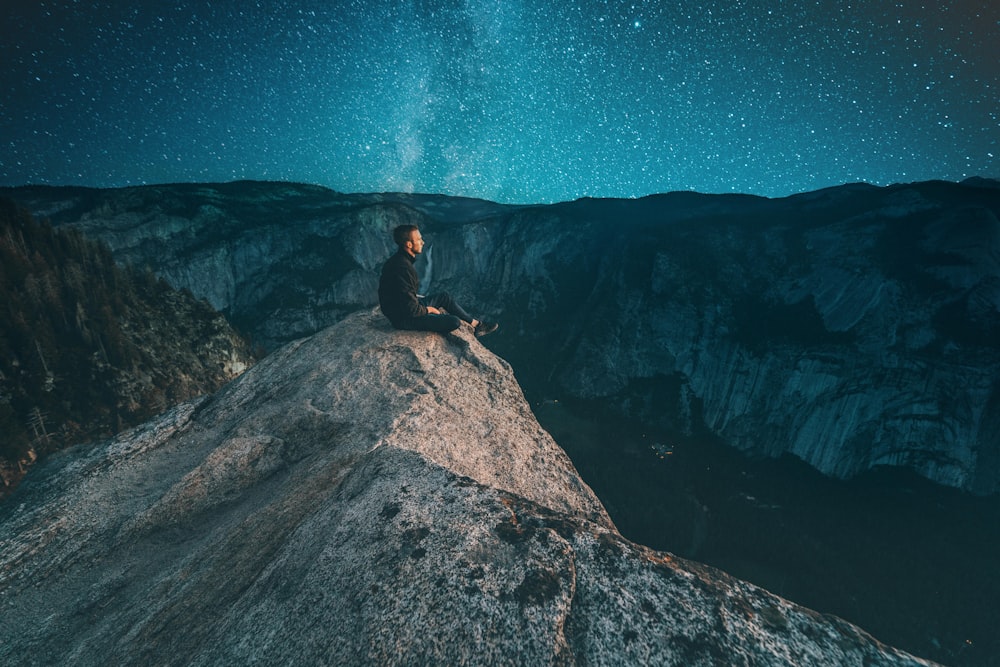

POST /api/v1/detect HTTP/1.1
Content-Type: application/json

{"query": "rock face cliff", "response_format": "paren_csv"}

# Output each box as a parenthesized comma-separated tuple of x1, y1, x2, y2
(0, 310, 934, 666)
(501, 183, 1000, 496)
(3, 179, 998, 495)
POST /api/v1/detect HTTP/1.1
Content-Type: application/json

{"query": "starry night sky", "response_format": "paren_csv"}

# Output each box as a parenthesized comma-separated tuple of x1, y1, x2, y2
(2, 1, 997, 204)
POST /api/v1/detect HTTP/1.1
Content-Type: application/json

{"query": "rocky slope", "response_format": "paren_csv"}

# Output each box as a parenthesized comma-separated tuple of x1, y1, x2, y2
(3, 179, 998, 495)
(0, 309, 935, 666)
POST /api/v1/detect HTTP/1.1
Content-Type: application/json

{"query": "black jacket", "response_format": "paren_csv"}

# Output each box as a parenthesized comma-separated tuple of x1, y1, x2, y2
(378, 249, 426, 326)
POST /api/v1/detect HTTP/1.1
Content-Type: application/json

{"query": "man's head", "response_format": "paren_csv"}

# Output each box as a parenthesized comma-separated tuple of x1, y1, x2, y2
(393, 224, 424, 257)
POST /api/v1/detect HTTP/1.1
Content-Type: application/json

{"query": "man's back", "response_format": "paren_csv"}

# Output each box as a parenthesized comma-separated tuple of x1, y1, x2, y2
(378, 249, 423, 326)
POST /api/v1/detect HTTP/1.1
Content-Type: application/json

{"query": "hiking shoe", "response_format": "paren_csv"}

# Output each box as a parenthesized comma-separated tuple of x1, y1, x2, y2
(474, 321, 498, 337)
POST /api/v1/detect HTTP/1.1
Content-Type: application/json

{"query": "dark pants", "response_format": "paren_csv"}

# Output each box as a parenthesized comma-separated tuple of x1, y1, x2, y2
(395, 292, 473, 333)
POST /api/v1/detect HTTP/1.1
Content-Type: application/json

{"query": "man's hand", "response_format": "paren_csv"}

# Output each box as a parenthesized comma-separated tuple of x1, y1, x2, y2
(426, 306, 443, 315)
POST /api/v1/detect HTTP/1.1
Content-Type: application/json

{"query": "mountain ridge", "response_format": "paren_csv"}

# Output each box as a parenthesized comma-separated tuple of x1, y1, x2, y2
(2, 179, 996, 663)
(9, 176, 992, 493)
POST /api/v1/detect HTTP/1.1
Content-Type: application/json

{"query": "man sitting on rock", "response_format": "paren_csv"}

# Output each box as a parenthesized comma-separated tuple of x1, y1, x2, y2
(378, 224, 498, 336)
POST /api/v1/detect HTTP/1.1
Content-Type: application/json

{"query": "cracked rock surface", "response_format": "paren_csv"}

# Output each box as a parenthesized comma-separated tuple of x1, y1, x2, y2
(0, 309, 936, 665)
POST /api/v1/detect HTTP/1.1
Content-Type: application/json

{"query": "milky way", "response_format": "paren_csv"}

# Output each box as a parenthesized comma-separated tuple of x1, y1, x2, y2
(2, 1, 997, 203)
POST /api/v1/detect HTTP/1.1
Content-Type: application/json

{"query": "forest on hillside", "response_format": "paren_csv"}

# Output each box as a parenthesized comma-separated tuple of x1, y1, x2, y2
(0, 199, 254, 494)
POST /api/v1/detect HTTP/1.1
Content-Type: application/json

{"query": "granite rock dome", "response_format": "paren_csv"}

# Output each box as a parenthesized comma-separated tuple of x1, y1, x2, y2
(0, 310, 936, 665)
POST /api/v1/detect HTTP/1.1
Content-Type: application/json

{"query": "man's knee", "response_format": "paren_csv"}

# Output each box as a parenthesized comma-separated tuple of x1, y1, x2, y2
(426, 292, 453, 308)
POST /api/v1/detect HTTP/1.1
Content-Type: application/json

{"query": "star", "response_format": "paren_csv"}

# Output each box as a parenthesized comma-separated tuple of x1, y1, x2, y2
(0, 0, 996, 203)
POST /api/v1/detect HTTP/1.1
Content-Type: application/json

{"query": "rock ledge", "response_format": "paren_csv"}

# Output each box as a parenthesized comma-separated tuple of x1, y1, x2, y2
(0, 310, 935, 665)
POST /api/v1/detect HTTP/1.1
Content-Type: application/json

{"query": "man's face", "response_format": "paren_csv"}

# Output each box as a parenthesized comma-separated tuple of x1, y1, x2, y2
(405, 229, 425, 256)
